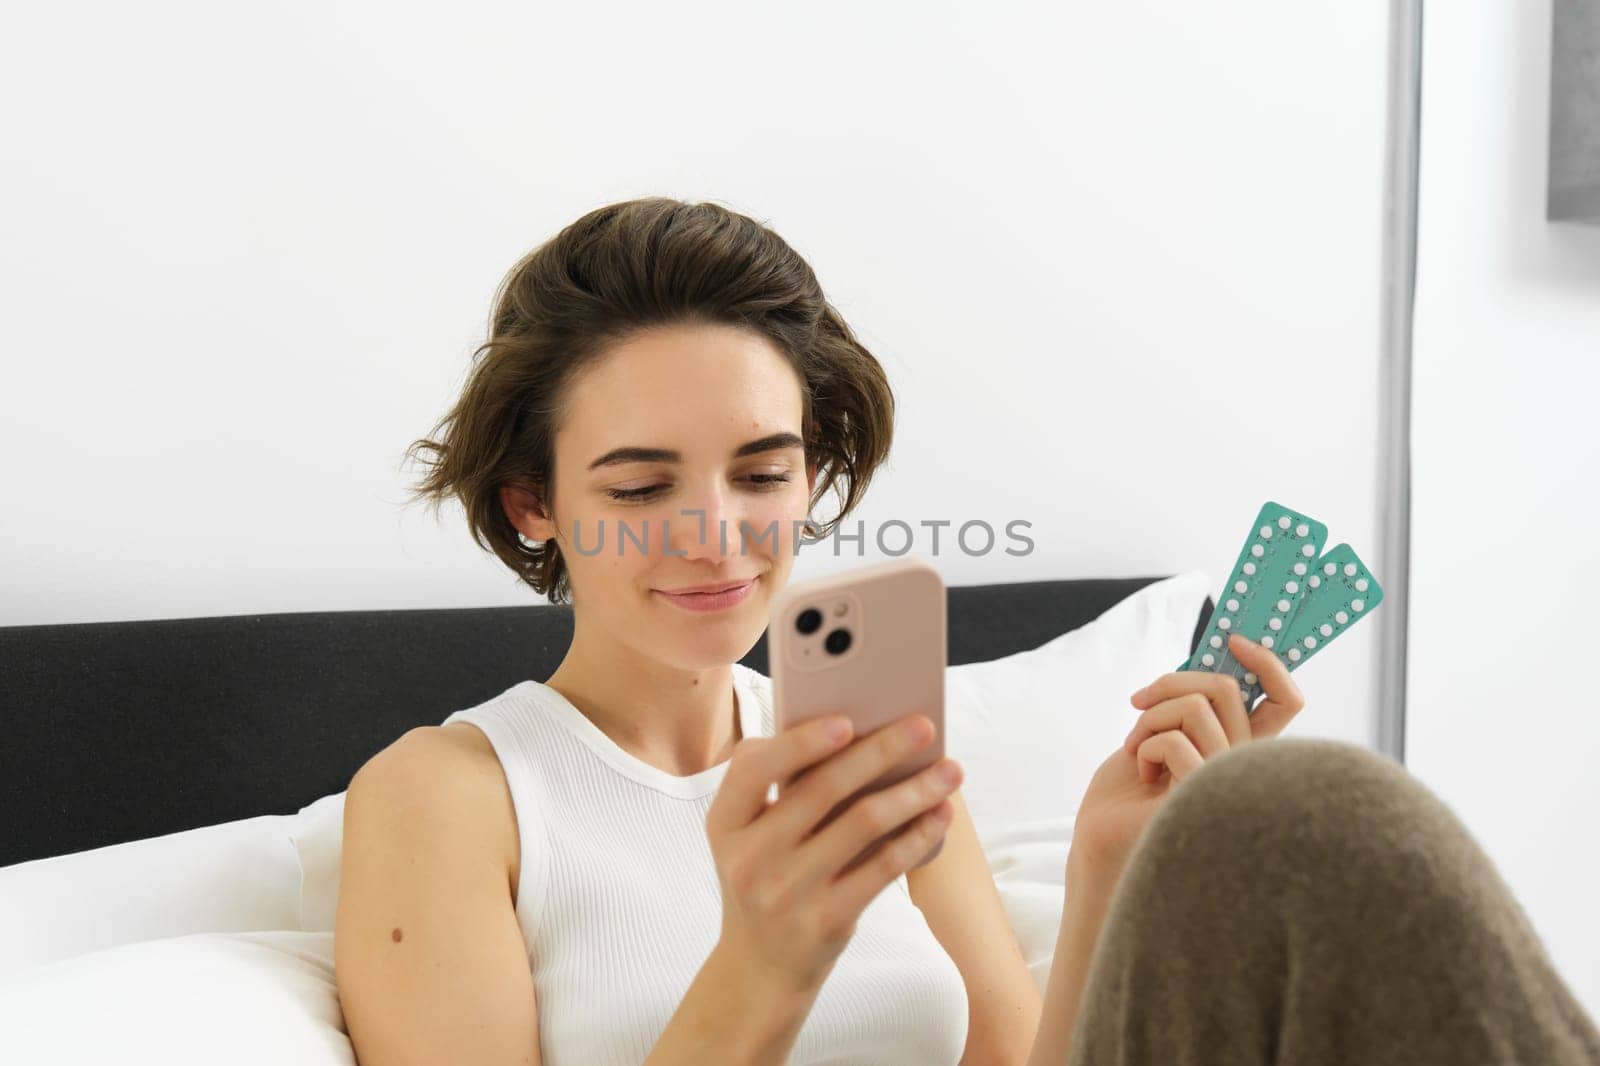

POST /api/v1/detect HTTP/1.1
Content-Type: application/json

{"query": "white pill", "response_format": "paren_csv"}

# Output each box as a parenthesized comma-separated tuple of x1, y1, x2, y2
(1336, 611, 1349, 624)
(1278, 515, 1291, 529)
(1296, 524, 1309, 537)
(1288, 647, 1302, 661)
(1309, 575, 1321, 588)
(1251, 544, 1264, 558)
(1276, 599, 1290, 612)
(1244, 562, 1257, 575)
(1324, 562, 1337, 576)
(1352, 599, 1364, 611)
(1202, 653, 1215, 666)
(1285, 581, 1299, 594)
(1294, 562, 1307, 576)
(1218, 617, 1232, 630)
(1269, 617, 1282, 631)
(1261, 636, 1275, 649)
(1356, 578, 1368, 592)
(1304, 636, 1317, 649)
(1344, 563, 1357, 577)
(1227, 598, 1240, 611)
(1260, 525, 1273, 539)
(1210, 635, 1223, 649)
(1320, 623, 1333, 637)
(1235, 581, 1248, 594)
(1244, 672, 1257, 685)
(1302, 544, 1315, 557)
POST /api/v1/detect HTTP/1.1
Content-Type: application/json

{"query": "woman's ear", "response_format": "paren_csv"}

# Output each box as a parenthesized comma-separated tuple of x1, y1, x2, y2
(501, 482, 556, 543)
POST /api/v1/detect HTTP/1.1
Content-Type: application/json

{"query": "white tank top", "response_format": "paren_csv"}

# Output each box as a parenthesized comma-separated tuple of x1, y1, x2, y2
(439, 661, 970, 1066)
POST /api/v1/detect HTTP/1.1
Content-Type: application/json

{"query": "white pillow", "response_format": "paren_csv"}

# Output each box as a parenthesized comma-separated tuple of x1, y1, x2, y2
(942, 570, 1213, 995)
(290, 791, 348, 934)
(0, 929, 350, 1066)
(290, 570, 1213, 993)
(0, 813, 304, 981)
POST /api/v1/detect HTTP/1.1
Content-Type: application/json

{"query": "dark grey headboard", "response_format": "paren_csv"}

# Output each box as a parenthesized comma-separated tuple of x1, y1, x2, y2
(0, 576, 1210, 868)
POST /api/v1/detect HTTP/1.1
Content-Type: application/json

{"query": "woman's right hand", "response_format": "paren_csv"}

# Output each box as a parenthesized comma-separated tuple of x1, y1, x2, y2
(704, 711, 962, 995)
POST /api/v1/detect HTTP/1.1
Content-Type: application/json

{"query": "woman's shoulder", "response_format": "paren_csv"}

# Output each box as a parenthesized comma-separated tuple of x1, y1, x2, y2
(408, 679, 539, 796)
(362, 720, 523, 901)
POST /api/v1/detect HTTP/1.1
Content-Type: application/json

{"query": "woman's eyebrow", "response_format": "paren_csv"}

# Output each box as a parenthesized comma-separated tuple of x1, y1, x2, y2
(586, 431, 804, 471)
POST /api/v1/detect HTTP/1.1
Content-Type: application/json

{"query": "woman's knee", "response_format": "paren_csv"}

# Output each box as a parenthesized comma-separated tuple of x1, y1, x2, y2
(1152, 736, 1432, 851)
(1089, 738, 1600, 1064)
(1125, 735, 1516, 929)
(1129, 738, 1401, 862)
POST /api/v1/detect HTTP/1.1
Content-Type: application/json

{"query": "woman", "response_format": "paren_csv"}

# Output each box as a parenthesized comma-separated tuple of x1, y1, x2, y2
(333, 197, 1600, 1065)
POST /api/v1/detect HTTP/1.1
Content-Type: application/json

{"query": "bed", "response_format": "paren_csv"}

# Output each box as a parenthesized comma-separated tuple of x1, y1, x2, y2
(0, 571, 1213, 1062)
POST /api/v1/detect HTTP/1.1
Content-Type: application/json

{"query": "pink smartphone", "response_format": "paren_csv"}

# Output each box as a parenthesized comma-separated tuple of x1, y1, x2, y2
(768, 556, 949, 871)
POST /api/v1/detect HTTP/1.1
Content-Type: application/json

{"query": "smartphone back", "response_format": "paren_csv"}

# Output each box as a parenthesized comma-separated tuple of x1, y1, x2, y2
(768, 556, 947, 868)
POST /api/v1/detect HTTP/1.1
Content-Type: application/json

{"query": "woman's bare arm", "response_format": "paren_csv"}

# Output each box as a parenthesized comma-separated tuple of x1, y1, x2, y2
(1024, 857, 1118, 1066)
(335, 729, 542, 1066)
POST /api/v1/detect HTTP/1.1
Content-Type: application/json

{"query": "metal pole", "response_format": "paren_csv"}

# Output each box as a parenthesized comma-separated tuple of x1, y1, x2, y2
(1375, 0, 1423, 762)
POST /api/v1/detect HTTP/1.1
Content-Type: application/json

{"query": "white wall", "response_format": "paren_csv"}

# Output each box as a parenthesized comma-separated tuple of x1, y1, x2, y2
(1, 2, 1387, 751)
(1408, 1, 1600, 1021)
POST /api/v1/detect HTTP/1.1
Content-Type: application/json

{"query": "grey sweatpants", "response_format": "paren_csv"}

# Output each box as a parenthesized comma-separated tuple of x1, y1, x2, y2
(1067, 738, 1600, 1066)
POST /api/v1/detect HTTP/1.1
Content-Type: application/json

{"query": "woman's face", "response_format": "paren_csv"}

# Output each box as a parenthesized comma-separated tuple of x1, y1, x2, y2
(505, 321, 819, 671)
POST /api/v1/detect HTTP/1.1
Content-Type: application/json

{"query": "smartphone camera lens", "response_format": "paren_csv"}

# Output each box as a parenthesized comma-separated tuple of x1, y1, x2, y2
(824, 628, 852, 655)
(795, 608, 822, 635)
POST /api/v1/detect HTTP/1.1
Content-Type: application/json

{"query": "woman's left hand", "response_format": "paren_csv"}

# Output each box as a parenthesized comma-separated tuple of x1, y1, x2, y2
(1067, 632, 1307, 888)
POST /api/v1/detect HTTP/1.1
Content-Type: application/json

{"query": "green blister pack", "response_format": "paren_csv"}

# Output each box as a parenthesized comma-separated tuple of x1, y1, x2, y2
(1175, 501, 1384, 713)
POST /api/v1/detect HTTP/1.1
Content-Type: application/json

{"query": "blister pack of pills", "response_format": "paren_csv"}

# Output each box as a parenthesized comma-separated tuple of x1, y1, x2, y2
(1178, 501, 1384, 713)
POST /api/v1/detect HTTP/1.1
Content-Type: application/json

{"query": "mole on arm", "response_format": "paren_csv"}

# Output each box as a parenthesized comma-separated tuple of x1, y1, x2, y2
(391, 927, 403, 943)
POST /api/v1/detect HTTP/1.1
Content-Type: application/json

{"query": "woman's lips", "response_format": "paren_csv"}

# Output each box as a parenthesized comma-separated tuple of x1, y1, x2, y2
(653, 576, 757, 612)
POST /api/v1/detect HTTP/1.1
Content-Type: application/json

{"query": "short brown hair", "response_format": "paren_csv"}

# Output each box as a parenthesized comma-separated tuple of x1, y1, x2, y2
(400, 197, 896, 605)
